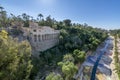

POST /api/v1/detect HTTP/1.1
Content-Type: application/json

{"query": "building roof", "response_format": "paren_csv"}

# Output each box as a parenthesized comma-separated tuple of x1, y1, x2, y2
(29, 22, 60, 34)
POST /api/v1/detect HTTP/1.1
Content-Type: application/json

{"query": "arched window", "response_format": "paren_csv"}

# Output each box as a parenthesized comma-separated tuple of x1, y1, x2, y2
(33, 29, 36, 32)
(34, 35, 37, 42)
(45, 34, 47, 40)
(46, 34, 48, 40)
(38, 35, 40, 42)
(42, 35, 44, 41)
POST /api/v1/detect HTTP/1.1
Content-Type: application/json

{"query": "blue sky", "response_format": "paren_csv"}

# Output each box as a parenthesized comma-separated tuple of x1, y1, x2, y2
(0, 0, 120, 30)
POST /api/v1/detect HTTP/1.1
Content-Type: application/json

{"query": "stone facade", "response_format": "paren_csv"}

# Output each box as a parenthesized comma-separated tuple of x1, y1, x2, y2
(29, 22, 60, 52)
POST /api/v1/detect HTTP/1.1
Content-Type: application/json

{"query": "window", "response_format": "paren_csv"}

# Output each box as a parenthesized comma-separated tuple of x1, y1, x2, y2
(38, 35, 41, 42)
(34, 35, 37, 42)
(33, 29, 36, 32)
(42, 35, 44, 41)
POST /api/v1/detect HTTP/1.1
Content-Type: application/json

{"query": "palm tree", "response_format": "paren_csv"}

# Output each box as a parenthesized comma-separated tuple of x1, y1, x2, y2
(22, 13, 27, 21)
(38, 13, 43, 21)
(22, 13, 30, 27)
(0, 5, 4, 11)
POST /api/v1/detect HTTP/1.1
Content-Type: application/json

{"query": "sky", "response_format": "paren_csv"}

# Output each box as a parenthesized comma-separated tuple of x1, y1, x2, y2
(0, 0, 120, 30)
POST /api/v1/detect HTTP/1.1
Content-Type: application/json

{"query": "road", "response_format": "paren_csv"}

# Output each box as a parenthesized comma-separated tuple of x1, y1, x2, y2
(90, 40, 109, 80)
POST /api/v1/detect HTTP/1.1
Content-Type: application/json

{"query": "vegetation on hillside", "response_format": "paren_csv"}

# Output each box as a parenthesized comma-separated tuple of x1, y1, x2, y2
(46, 72, 63, 80)
(111, 31, 120, 79)
(0, 30, 33, 80)
(0, 5, 109, 80)
(110, 29, 120, 37)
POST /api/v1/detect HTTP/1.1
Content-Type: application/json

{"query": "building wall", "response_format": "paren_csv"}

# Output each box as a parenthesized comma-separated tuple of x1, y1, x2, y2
(30, 32, 59, 51)
(29, 22, 60, 52)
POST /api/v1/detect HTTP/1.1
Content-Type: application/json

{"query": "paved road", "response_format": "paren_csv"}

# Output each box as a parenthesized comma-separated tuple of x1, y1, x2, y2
(90, 40, 109, 80)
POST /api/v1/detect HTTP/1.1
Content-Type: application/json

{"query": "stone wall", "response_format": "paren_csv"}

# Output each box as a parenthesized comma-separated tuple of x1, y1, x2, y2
(29, 22, 60, 53)
(30, 33, 59, 51)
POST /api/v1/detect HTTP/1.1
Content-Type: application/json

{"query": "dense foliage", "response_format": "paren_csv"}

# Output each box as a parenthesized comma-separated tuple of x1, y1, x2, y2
(46, 72, 63, 80)
(0, 5, 108, 80)
(113, 34, 120, 79)
(58, 54, 78, 80)
(110, 29, 120, 38)
(0, 30, 33, 80)
(110, 29, 120, 79)
(73, 49, 86, 63)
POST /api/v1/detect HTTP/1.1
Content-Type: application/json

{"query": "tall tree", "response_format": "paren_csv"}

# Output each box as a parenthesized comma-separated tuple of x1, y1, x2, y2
(58, 54, 78, 80)
(58, 61, 78, 80)
(0, 5, 4, 11)
(46, 72, 63, 80)
(73, 49, 86, 63)
(63, 54, 75, 63)
(0, 7, 7, 27)
(0, 30, 33, 80)
(63, 19, 71, 26)
(38, 13, 43, 21)
(45, 15, 53, 26)
(22, 13, 30, 27)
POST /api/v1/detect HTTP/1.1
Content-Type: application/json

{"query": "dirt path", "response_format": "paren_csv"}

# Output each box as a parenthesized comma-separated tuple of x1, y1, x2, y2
(110, 37, 119, 80)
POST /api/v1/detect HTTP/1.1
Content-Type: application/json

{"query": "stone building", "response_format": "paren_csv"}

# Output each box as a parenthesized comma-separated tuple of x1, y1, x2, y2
(29, 22, 60, 52)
